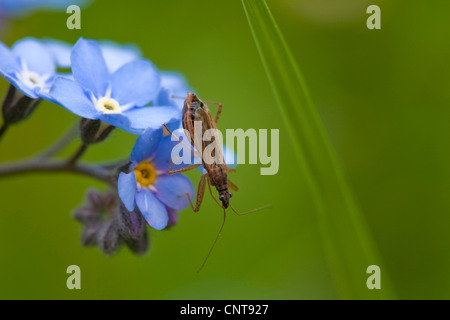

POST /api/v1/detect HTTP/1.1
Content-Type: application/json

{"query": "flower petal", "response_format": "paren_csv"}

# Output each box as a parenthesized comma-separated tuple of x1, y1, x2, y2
(98, 113, 132, 132)
(164, 117, 183, 134)
(166, 206, 179, 228)
(125, 106, 181, 132)
(12, 38, 55, 76)
(100, 41, 141, 73)
(118, 172, 137, 212)
(160, 71, 192, 109)
(44, 39, 72, 68)
(153, 87, 178, 109)
(136, 188, 168, 230)
(0, 42, 20, 76)
(151, 134, 180, 172)
(49, 77, 99, 119)
(0, 42, 40, 98)
(35, 87, 54, 101)
(153, 174, 194, 210)
(110, 59, 160, 106)
(161, 71, 190, 91)
(2, 74, 40, 99)
(71, 38, 109, 98)
(130, 127, 163, 163)
(152, 128, 198, 170)
(154, 126, 201, 172)
(223, 145, 237, 168)
(118, 208, 146, 240)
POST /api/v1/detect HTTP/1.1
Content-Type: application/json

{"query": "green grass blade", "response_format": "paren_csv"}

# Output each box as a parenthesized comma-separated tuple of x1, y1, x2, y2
(242, 0, 395, 299)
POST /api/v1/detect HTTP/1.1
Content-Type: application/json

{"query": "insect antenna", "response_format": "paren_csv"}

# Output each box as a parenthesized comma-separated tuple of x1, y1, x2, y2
(197, 207, 227, 273)
(229, 204, 272, 216)
(171, 95, 187, 100)
(162, 124, 201, 161)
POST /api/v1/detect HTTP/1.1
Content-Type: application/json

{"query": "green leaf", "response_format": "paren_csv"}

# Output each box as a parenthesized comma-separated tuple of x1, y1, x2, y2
(242, 0, 396, 299)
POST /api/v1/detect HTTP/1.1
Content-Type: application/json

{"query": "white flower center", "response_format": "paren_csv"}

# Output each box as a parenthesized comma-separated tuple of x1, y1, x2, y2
(95, 97, 121, 114)
(19, 70, 48, 90)
(16, 60, 51, 91)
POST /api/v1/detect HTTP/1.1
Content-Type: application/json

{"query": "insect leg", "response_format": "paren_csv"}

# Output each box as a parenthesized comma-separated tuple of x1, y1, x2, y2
(162, 124, 196, 156)
(202, 100, 223, 124)
(197, 207, 226, 273)
(170, 95, 186, 100)
(229, 204, 272, 216)
(181, 173, 207, 212)
(167, 162, 201, 175)
(163, 124, 202, 174)
(227, 179, 239, 191)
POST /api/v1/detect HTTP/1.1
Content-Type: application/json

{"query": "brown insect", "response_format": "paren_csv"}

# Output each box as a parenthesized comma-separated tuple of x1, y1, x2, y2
(163, 92, 269, 271)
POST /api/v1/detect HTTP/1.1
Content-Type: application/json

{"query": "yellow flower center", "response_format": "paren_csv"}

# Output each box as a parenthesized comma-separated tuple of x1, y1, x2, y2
(134, 161, 156, 187)
(95, 97, 121, 114)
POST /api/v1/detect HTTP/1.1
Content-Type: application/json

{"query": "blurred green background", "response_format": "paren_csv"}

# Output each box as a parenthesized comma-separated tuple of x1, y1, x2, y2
(0, 0, 449, 299)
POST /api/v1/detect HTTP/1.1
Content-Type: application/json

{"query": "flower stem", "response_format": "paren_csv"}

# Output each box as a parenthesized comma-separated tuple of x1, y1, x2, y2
(102, 159, 131, 170)
(68, 143, 89, 165)
(0, 159, 115, 186)
(0, 124, 8, 141)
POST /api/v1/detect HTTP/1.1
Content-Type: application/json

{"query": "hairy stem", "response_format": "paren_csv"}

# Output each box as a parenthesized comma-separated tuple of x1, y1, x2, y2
(68, 143, 89, 165)
(0, 159, 115, 186)
(102, 159, 131, 170)
(0, 124, 8, 141)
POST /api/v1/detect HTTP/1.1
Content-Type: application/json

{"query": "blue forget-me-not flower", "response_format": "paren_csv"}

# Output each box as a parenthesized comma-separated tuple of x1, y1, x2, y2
(118, 127, 194, 230)
(0, 37, 59, 99)
(44, 38, 192, 107)
(49, 38, 180, 134)
(44, 39, 141, 74)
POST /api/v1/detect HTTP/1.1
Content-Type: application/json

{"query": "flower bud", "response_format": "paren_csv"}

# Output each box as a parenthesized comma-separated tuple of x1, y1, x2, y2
(2, 85, 41, 126)
(117, 203, 147, 240)
(72, 189, 116, 224)
(74, 189, 152, 256)
(87, 189, 116, 209)
(79, 118, 115, 145)
(124, 231, 149, 256)
(81, 224, 99, 246)
(73, 207, 99, 224)
(98, 221, 121, 255)
(166, 206, 179, 229)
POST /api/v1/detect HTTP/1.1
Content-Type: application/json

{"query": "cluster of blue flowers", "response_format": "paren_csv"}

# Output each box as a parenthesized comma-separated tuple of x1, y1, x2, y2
(0, 36, 196, 254)
(1, 37, 190, 133)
